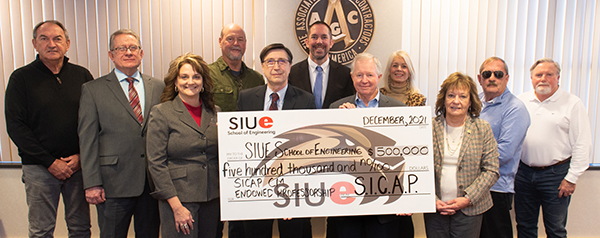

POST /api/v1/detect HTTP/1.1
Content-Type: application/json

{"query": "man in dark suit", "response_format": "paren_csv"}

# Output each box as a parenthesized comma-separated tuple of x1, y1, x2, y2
(78, 29, 163, 238)
(237, 43, 315, 238)
(330, 53, 406, 238)
(289, 21, 354, 109)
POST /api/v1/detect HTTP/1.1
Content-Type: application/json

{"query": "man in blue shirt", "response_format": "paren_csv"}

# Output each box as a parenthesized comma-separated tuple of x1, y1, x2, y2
(330, 53, 404, 109)
(477, 57, 530, 238)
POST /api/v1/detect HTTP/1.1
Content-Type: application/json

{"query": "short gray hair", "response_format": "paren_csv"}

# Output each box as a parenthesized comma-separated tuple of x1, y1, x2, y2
(109, 29, 141, 50)
(350, 53, 382, 75)
(530, 57, 561, 74)
(479, 56, 509, 75)
(33, 20, 69, 40)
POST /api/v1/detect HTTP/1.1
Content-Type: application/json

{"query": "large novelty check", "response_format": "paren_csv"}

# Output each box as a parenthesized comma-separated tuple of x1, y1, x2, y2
(218, 107, 435, 221)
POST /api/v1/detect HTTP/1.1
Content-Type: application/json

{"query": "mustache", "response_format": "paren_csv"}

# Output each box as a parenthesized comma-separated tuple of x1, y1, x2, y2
(230, 46, 242, 51)
(487, 82, 498, 87)
(536, 83, 550, 87)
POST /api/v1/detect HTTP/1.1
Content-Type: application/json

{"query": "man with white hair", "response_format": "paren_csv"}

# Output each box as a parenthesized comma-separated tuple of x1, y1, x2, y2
(330, 53, 406, 238)
(515, 58, 591, 238)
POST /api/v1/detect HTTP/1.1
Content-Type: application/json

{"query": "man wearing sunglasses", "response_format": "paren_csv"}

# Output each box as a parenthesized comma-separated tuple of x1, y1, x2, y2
(476, 57, 530, 238)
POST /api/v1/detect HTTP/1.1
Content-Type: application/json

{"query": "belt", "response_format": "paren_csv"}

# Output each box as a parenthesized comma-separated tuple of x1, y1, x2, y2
(526, 157, 572, 170)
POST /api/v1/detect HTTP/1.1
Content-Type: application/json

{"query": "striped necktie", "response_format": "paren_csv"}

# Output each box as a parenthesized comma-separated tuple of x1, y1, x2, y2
(126, 77, 143, 123)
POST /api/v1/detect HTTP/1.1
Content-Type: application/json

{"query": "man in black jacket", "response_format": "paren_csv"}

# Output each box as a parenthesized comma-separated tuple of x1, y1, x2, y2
(5, 20, 93, 237)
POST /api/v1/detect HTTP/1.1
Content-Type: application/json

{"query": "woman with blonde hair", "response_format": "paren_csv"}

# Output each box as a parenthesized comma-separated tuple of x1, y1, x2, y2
(380, 50, 426, 106)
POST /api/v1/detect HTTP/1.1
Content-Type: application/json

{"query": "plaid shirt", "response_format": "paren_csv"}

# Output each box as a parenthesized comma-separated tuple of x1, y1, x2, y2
(432, 116, 500, 216)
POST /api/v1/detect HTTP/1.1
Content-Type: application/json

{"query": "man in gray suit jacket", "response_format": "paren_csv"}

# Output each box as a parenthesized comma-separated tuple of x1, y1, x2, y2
(237, 43, 315, 238)
(330, 53, 407, 238)
(78, 29, 163, 238)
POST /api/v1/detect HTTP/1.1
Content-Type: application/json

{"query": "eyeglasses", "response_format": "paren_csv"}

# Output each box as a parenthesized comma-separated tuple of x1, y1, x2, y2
(481, 70, 505, 79)
(112, 45, 141, 53)
(264, 58, 289, 67)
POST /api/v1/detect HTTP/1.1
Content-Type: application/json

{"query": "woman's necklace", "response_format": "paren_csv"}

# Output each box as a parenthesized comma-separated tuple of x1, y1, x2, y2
(444, 120, 464, 156)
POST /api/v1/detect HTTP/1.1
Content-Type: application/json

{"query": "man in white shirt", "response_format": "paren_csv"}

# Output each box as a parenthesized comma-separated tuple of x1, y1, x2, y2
(516, 58, 591, 238)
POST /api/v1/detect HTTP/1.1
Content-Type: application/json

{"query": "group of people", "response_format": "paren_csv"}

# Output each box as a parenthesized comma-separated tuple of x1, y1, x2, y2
(5, 19, 590, 238)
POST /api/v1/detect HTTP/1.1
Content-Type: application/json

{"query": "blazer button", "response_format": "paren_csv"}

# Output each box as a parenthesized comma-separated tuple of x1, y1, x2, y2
(140, 154, 145, 158)
(201, 151, 206, 155)
(458, 185, 464, 189)
(202, 164, 207, 169)
(458, 166, 462, 171)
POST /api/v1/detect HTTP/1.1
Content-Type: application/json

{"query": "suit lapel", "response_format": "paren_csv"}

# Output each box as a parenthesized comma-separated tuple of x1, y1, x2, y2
(379, 95, 389, 107)
(282, 86, 297, 110)
(297, 60, 312, 92)
(141, 74, 155, 128)
(106, 70, 140, 124)
(458, 118, 475, 164)
(252, 85, 267, 111)
(198, 104, 214, 134)
(173, 96, 203, 134)
(324, 61, 339, 102)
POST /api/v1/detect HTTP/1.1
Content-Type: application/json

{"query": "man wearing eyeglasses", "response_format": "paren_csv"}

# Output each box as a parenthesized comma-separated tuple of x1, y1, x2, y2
(236, 43, 315, 238)
(78, 29, 163, 238)
(476, 57, 530, 238)
(5, 20, 93, 238)
(209, 23, 265, 112)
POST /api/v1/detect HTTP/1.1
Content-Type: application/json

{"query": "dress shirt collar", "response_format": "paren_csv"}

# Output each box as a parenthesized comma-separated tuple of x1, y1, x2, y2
(115, 68, 142, 83)
(355, 91, 381, 108)
(308, 57, 330, 72)
(480, 89, 512, 107)
(264, 84, 289, 111)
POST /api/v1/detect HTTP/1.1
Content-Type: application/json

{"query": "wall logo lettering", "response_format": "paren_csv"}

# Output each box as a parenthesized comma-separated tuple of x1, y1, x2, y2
(294, 0, 375, 65)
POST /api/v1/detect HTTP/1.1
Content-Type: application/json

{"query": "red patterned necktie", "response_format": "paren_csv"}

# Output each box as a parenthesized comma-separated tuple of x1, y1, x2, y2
(126, 77, 143, 123)
(269, 93, 279, 111)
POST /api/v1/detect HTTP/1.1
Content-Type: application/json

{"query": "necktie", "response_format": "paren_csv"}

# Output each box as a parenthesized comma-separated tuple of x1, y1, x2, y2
(269, 93, 279, 111)
(314, 66, 323, 109)
(126, 77, 143, 123)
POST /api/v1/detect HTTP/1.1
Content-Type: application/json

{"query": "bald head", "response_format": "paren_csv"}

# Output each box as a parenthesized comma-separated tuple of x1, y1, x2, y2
(219, 23, 247, 61)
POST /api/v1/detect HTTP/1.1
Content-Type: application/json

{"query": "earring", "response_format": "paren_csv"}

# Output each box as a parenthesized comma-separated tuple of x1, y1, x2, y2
(175, 86, 178, 92)
(201, 87, 204, 93)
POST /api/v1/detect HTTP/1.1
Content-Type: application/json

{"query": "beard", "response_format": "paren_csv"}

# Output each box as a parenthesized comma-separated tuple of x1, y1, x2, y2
(309, 44, 329, 60)
(227, 46, 243, 60)
(535, 83, 552, 95)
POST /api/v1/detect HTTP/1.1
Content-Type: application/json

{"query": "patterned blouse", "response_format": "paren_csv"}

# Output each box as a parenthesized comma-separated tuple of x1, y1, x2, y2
(380, 87, 427, 106)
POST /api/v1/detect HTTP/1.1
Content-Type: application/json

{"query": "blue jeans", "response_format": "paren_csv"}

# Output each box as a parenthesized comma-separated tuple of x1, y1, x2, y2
(514, 161, 570, 238)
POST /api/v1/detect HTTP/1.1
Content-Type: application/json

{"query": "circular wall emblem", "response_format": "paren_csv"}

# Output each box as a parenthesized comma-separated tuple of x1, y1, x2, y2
(294, 0, 375, 65)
